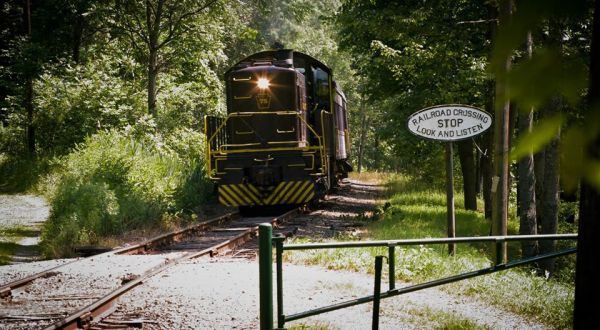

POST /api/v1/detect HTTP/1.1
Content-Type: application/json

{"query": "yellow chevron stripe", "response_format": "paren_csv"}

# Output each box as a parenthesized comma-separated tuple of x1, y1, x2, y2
(219, 186, 239, 206)
(271, 181, 295, 205)
(246, 183, 261, 197)
(281, 181, 302, 204)
(218, 196, 231, 206)
(303, 191, 315, 202)
(239, 184, 261, 205)
(298, 184, 314, 203)
(230, 184, 253, 205)
(221, 185, 245, 206)
(298, 181, 313, 202)
(265, 182, 286, 204)
(289, 181, 310, 203)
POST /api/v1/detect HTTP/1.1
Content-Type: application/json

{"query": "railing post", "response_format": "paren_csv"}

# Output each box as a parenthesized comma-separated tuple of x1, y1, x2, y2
(495, 238, 503, 266)
(274, 236, 285, 329)
(388, 245, 395, 291)
(372, 256, 384, 330)
(259, 224, 273, 330)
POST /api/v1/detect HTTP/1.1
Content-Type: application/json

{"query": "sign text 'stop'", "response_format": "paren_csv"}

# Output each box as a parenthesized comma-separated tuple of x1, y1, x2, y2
(407, 105, 492, 142)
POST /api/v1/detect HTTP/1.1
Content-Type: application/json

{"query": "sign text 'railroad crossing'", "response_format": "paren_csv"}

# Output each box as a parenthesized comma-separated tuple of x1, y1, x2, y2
(407, 105, 492, 142)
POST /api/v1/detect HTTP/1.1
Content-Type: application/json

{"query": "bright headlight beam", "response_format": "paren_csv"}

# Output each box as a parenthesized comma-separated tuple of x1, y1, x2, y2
(257, 78, 270, 89)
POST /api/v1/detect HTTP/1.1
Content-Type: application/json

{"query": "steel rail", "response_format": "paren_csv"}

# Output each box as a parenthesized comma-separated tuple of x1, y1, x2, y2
(112, 211, 239, 255)
(43, 208, 300, 330)
(0, 212, 238, 299)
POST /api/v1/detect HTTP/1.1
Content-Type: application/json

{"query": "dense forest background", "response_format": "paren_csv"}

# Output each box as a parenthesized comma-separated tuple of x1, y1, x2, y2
(1, 0, 599, 322)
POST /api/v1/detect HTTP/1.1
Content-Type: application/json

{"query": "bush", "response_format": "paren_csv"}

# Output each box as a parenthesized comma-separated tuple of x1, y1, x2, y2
(40, 120, 212, 257)
(0, 153, 52, 193)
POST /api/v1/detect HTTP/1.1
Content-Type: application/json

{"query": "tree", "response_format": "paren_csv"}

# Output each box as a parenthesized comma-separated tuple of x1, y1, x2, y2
(336, 0, 490, 187)
(491, 0, 512, 263)
(0, 0, 97, 157)
(538, 19, 564, 274)
(111, 0, 222, 117)
(517, 31, 538, 258)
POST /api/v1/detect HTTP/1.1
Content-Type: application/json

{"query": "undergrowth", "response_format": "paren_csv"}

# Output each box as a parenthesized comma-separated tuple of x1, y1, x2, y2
(285, 173, 576, 329)
(0, 154, 52, 193)
(39, 118, 212, 258)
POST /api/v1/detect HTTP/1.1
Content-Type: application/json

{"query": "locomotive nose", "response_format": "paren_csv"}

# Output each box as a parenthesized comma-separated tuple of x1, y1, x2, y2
(250, 165, 281, 186)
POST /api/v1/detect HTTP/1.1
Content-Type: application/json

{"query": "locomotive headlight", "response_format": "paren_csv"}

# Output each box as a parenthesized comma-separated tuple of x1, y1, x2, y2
(257, 78, 270, 89)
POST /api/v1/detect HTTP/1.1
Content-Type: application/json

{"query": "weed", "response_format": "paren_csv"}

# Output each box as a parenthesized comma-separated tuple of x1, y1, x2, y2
(40, 123, 212, 258)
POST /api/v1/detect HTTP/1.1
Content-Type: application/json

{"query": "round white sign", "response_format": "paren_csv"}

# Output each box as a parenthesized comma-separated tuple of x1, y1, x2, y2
(407, 105, 492, 141)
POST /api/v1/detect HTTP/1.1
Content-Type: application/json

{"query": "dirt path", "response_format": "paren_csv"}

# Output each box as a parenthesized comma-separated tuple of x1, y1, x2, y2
(0, 195, 48, 263)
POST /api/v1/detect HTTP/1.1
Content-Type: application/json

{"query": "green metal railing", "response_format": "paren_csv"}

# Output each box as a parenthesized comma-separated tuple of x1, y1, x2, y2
(258, 223, 577, 330)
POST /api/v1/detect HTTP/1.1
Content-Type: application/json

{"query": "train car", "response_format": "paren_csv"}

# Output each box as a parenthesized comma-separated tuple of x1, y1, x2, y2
(204, 49, 352, 212)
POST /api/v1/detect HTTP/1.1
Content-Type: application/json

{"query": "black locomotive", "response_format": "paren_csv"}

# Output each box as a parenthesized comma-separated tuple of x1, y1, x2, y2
(204, 49, 352, 210)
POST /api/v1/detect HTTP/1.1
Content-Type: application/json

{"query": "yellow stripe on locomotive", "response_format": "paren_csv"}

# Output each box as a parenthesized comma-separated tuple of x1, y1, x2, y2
(217, 181, 315, 207)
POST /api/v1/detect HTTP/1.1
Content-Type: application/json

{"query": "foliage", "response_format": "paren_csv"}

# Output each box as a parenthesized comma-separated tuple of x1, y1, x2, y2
(0, 153, 52, 193)
(335, 0, 489, 174)
(40, 121, 212, 257)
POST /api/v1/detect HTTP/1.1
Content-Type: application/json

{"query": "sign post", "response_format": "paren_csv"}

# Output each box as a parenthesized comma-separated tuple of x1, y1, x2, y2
(445, 142, 456, 255)
(407, 105, 492, 255)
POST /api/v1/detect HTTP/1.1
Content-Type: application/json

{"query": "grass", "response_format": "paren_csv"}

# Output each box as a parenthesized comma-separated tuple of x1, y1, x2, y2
(285, 173, 575, 329)
(402, 306, 492, 330)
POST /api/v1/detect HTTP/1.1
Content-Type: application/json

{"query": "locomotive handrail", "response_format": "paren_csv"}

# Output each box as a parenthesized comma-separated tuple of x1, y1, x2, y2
(205, 111, 328, 179)
(320, 110, 333, 179)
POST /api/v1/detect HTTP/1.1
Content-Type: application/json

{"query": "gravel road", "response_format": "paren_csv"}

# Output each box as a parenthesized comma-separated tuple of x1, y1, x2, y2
(0, 195, 48, 229)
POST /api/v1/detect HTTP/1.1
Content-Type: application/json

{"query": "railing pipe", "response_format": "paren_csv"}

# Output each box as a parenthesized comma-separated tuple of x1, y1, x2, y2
(282, 234, 577, 251)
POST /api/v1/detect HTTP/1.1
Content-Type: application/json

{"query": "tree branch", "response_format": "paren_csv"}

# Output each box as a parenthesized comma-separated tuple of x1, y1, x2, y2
(156, 0, 219, 49)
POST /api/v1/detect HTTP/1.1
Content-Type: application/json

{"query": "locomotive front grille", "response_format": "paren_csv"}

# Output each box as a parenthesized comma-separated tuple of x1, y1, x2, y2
(218, 180, 315, 207)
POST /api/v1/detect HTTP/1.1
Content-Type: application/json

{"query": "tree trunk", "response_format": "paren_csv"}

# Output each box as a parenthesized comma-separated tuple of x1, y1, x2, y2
(534, 148, 545, 231)
(24, 0, 35, 158)
(574, 0, 600, 326)
(147, 50, 158, 117)
(482, 90, 494, 220)
(492, 0, 512, 263)
(146, 0, 163, 117)
(457, 139, 477, 210)
(373, 133, 380, 169)
(482, 2, 497, 220)
(72, 8, 84, 64)
(517, 32, 538, 259)
(539, 20, 563, 275)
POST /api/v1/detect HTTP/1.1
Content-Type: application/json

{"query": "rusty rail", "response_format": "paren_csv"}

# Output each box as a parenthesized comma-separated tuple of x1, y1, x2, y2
(0, 212, 238, 300)
(43, 208, 300, 330)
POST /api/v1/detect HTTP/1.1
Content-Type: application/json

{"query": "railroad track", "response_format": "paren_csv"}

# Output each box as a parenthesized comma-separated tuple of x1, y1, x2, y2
(0, 209, 300, 329)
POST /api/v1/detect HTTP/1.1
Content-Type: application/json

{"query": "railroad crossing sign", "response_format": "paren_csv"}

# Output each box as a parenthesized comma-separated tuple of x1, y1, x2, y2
(407, 104, 492, 141)
(407, 104, 492, 255)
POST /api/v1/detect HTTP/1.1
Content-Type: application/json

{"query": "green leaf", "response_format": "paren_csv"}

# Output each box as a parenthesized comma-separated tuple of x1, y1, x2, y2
(510, 115, 563, 162)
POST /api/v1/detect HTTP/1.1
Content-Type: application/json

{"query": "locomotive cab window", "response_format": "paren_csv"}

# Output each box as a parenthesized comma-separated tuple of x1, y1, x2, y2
(314, 67, 330, 110)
